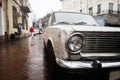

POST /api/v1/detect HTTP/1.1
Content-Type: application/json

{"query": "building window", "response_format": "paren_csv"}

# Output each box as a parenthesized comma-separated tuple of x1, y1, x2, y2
(109, 3, 113, 14)
(80, 0, 82, 4)
(12, 6, 18, 28)
(80, 9, 82, 13)
(89, 7, 93, 15)
(22, 15, 28, 30)
(118, 4, 120, 13)
(26, 18, 28, 30)
(97, 4, 101, 14)
(22, 15, 25, 29)
(0, 0, 2, 6)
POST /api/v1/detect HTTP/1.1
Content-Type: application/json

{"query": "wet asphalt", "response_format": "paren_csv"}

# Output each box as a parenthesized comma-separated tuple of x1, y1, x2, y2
(0, 35, 44, 80)
(0, 35, 120, 80)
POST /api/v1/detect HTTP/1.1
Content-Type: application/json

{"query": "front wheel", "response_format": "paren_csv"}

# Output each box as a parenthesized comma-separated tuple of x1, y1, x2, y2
(44, 41, 57, 80)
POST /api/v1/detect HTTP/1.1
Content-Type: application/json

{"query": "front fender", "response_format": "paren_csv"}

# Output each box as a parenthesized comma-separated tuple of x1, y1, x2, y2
(47, 34, 68, 60)
(47, 37, 55, 52)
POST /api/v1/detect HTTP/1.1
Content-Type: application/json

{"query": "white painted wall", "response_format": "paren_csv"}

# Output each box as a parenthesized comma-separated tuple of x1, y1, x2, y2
(0, 7, 4, 36)
(61, 0, 80, 12)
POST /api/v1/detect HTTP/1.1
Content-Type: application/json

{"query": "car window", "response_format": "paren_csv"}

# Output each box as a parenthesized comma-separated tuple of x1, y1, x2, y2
(48, 15, 52, 26)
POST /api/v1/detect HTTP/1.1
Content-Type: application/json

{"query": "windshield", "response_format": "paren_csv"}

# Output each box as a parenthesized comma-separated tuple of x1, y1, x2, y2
(54, 12, 99, 26)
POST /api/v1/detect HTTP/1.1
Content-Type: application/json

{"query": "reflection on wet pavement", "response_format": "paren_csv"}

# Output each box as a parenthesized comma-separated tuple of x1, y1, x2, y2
(27, 36, 44, 80)
(0, 35, 44, 80)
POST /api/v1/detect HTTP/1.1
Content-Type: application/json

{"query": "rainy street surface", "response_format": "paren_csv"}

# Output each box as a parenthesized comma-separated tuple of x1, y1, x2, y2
(0, 35, 120, 80)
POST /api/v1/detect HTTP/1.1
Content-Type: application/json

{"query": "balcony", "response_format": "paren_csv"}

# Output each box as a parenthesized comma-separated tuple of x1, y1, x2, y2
(20, 6, 31, 13)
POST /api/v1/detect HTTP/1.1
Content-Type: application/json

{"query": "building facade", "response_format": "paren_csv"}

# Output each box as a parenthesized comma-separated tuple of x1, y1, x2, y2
(61, 0, 120, 14)
(60, 0, 120, 26)
(0, 0, 31, 42)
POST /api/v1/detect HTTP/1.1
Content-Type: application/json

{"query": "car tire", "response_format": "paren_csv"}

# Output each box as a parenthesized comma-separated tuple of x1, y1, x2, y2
(45, 41, 57, 79)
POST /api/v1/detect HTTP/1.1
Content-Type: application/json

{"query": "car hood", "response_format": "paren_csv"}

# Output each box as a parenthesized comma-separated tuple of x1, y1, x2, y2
(55, 25, 120, 32)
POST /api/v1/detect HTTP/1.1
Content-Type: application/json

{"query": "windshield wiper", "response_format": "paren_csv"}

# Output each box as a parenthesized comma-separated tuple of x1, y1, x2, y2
(74, 22, 97, 26)
(74, 22, 87, 25)
(57, 22, 70, 24)
(90, 24, 97, 26)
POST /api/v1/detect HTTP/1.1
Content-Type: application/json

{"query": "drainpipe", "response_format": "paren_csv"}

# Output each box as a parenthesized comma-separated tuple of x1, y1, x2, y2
(5, 0, 9, 36)
(118, 0, 120, 25)
(86, 0, 88, 14)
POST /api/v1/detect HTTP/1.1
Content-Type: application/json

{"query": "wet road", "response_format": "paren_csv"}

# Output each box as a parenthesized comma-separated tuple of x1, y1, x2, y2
(0, 35, 120, 80)
(0, 35, 44, 80)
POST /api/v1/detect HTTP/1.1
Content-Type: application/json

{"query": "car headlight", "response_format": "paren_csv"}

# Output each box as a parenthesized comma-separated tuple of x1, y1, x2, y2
(66, 33, 84, 54)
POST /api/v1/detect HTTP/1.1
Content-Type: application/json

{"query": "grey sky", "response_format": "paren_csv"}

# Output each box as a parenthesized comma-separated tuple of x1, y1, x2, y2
(29, 0, 61, 18)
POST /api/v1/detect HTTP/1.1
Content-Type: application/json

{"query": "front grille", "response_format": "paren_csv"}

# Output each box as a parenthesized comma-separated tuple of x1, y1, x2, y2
(81, 32, 120, 53)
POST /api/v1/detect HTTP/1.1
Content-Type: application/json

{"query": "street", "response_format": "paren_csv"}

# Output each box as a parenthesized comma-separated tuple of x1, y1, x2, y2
(0, 35, 120, 80)
(0, 35, 44, 80)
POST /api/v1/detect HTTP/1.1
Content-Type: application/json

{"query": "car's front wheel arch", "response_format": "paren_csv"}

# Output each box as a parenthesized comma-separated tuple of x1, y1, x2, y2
(47, 40, 56, 62)
(46, 40, 58, 76)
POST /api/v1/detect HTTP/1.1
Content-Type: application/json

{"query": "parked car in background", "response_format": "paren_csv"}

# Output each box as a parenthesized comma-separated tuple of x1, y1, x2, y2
(38, 18, 43, 34)
(43, 11, 120, 79)
(94, 15, 120, 27)
(94, 16, 107, 26)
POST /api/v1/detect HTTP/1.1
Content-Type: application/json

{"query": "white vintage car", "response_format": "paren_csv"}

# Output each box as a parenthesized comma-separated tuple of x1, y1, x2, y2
(43, 12, 120, 77)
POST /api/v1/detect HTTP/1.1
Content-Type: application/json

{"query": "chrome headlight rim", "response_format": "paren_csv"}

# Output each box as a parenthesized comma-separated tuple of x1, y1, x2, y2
(66, 32, 85, 54)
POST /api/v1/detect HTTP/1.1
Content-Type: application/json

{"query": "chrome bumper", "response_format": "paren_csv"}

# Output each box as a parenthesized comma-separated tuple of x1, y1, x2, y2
(56, 58, 120, 69)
